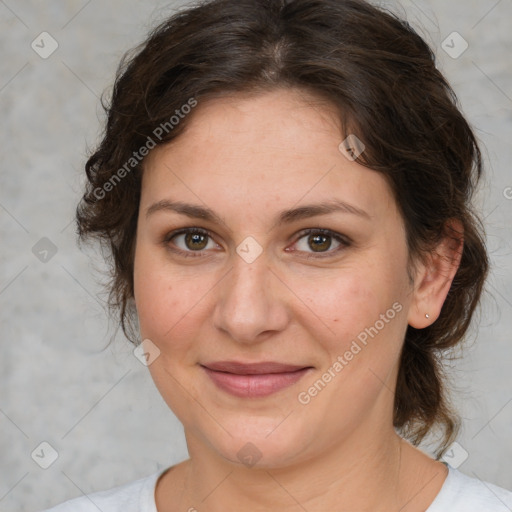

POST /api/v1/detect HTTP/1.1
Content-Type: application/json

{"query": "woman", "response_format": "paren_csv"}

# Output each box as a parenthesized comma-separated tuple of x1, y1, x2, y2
(42, 0, 512, 510)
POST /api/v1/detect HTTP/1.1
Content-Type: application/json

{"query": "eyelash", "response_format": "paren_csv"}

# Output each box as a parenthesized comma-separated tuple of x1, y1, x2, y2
(162, 227, 351, 259)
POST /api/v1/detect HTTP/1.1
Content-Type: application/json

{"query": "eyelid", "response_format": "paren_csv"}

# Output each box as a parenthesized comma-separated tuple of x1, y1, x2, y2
(163, 227, 214, 244)
(292, 227, 352, 245)
(162, 227, 220, 258)
(162, 227, 351, 258)
(288, 228, 352, 258)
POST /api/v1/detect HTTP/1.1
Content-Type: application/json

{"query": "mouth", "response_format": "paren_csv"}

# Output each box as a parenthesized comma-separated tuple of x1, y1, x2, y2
(200, 361, 314, 398)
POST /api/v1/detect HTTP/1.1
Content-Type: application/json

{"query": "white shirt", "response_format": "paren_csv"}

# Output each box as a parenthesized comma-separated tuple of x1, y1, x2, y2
(40, 464, 512, 511)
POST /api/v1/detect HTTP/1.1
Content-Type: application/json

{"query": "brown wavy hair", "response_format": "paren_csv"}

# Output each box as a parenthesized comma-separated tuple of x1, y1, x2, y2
(76, 0, 489, 457)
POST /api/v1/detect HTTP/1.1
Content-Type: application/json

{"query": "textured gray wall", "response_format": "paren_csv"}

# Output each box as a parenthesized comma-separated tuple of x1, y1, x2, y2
(1, 1, 511, 510)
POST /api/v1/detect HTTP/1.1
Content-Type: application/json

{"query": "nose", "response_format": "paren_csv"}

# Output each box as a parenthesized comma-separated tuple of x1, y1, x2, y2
(212, 253, 290, 344)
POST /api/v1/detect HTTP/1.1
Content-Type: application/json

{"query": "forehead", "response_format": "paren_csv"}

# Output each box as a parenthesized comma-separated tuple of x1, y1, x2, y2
(154, 87, 345, 161)
(141, 88, 397, 224)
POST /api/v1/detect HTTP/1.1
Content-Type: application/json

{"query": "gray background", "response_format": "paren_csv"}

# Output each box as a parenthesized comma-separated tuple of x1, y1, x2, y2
(0, 1, 511, 510)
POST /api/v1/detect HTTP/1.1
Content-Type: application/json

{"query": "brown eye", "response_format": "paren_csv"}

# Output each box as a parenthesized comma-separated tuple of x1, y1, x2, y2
(292, 229, 350, 258)
(307, 233, 332, 252)
(164, 228, 217, 257)
(184, 231, 209, 250)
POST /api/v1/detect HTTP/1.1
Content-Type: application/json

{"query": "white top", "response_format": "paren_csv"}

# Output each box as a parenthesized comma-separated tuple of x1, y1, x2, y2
(41, 464, 512, 511)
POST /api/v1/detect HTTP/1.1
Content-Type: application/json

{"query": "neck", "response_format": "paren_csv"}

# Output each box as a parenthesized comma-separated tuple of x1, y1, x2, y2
(163, 426, 441, 512)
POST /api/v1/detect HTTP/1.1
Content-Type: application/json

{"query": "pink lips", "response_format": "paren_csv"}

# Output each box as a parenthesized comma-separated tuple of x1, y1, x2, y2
(201, 361, 312, 398)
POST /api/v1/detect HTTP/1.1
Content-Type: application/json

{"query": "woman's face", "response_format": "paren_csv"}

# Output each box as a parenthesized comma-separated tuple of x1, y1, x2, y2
(133, 88, 417, 468)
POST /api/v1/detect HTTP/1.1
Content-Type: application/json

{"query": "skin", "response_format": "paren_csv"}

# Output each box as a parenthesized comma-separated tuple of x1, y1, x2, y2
(133, 87, 462, 511)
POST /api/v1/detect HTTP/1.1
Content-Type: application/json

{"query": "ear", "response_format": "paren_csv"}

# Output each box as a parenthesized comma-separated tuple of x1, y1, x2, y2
(407, 219, 464, 328)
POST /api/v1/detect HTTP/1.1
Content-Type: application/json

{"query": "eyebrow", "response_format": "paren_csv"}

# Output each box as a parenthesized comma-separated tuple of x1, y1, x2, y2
(145, 198, 371, 230)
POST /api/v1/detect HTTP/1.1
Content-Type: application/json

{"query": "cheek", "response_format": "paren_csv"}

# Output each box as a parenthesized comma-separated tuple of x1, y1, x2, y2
(293, 265, 395, 338)
(133, 247, 185, 342)
(290, 257, 409, 376)
(133, 245, 221, 354)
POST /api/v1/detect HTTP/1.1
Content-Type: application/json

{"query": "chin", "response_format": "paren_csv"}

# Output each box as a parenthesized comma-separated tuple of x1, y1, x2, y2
(198, 416, 316, 470)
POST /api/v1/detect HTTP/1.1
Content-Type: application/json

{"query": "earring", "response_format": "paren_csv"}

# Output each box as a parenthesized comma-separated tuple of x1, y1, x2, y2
(425, 314, 430, 319)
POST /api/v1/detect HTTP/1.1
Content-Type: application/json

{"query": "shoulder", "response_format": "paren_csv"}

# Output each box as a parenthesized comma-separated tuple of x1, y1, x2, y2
(428, 465, 512, 512)
(39, 471, 163, 512)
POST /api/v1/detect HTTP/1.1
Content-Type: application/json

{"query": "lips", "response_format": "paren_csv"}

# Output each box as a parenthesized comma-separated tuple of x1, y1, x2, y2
(202, 361, 309, 375)
(201, 360, 313, 398)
